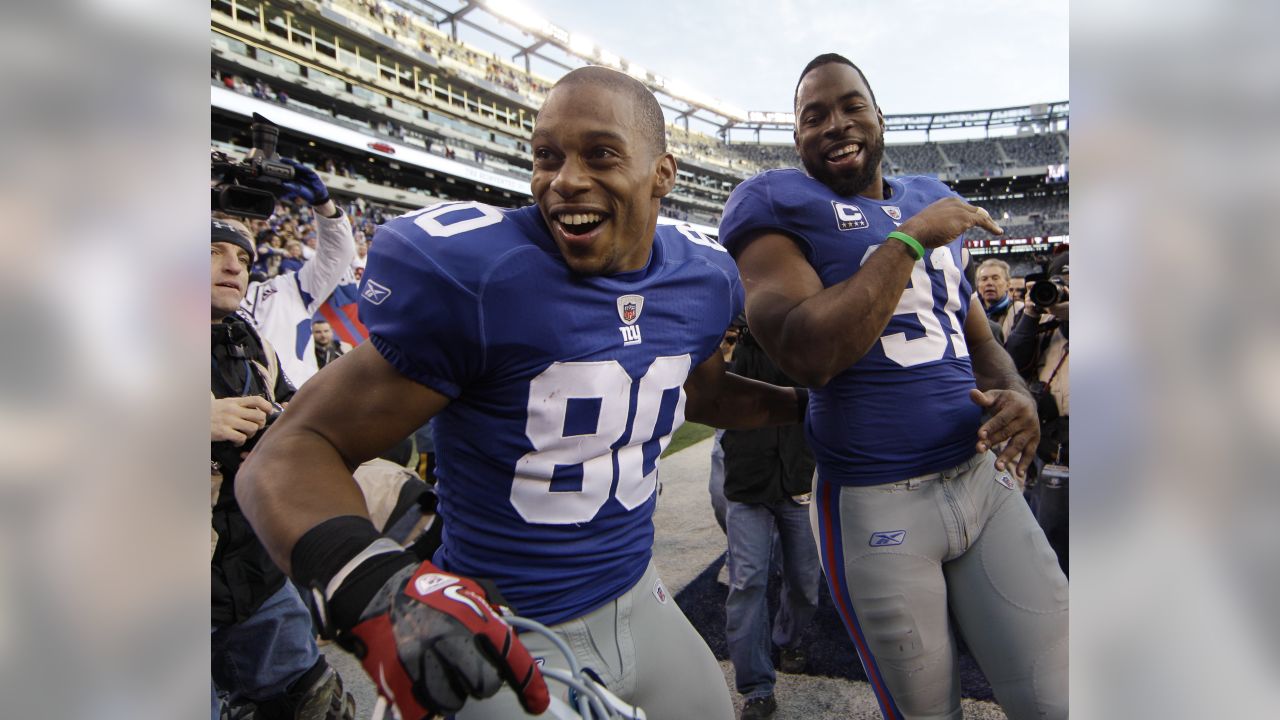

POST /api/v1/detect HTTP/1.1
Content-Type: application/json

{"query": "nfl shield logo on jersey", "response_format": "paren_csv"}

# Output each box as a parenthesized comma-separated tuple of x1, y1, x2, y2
(831, 201, 869, 231)
(616, 294, 644, 325)
(882, 206, 903, 221)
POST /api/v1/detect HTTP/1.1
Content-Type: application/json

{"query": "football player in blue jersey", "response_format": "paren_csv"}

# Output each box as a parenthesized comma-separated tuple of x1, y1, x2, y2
(719, 54, 1069, 720)
(237, 66, 806, 720)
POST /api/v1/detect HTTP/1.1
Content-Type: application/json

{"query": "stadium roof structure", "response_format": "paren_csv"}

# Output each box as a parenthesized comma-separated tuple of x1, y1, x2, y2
(383, 0, 1067, 139)
(739, 102, 1070, 140)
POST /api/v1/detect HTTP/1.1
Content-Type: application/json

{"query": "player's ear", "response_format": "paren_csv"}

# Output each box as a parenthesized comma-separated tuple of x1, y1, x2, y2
(876, 106, 886, 134)
(652, 152, 677, 198)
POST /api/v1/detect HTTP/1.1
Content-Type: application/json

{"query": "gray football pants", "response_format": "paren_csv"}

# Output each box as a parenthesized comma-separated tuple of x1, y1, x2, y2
(811, 451, 1069, 720)
(455, 561, 733, 720)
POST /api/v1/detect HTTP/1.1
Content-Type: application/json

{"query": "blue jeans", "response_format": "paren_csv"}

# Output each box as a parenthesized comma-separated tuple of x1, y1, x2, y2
(724, 497, 821, 700)
(708, 429, 727, 534)
(210, 582, 320, 719)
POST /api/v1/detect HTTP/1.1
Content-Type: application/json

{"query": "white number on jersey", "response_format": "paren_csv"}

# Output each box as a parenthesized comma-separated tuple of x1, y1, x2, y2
(862, 246, 969, 367)
(511, 355, 691, 524)
(405, 201, 506, 237)
(675, 225, 728, 253)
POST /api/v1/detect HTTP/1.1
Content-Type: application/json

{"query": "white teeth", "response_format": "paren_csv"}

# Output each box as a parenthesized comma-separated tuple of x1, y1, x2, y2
(559, 212, 603, 226)
(828, 144, 859, 161)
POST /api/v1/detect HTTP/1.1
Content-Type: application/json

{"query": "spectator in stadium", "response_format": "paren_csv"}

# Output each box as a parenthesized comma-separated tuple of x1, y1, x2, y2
(721, 323, 820, 720)
(253, 229, 287, 279)
(1009, 274, 1027, 302)
(301, 233, 318, 262)
(237, 158, 356, 387)
(1006, 251, 1069, 574)
(350, 240, 368, 273)
(720, 54, 1067, 719)
(311, 319, 351, 370)
(237, 66, 808, 720)
(976, 258, 1025, 342)
(209, 218, 356, 720)
(280, 240, 306, 274)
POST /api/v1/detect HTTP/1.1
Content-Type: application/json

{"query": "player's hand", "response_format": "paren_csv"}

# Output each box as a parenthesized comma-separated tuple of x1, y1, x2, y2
(896, 197, 1003, 249)
(211, 396, 275, 445)
(339, 560, 549, 719)
(969, 388, 1040, 480)
(280, 158, 331, 207)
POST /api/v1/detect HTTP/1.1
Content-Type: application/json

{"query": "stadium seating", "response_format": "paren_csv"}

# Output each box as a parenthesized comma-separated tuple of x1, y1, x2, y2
(211, 0, 1067, 253)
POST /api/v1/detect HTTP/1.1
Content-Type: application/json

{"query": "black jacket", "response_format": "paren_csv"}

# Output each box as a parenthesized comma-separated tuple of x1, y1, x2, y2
(210, 315, 295, 626)
(721, 331, 815, 504)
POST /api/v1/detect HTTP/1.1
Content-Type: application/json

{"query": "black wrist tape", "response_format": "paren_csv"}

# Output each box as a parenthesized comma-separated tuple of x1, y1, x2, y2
(291, 515, 417, 630)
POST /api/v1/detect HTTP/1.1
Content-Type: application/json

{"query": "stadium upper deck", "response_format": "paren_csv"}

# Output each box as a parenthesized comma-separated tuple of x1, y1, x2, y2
(211, 0, 1067, 253)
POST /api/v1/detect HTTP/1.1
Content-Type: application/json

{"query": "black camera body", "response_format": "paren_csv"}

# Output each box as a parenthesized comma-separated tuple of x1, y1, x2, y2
(211, 113, 294, 219)
(1027, 274, 1069, 308)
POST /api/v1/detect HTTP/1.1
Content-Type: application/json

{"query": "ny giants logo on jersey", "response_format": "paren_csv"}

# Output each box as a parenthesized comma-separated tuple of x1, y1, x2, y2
(617, 294, 644, 346)
(831, 201, 869, 231)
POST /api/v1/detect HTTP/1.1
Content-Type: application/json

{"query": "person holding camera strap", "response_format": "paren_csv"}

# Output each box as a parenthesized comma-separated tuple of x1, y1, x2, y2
(1006, 251, 1069, 574)
(210, 218, 356, 720)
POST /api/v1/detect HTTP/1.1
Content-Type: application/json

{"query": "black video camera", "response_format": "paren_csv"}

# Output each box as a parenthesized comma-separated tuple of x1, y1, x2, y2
(1026, 272, 1069, 308)
(211, 113, 294, 219)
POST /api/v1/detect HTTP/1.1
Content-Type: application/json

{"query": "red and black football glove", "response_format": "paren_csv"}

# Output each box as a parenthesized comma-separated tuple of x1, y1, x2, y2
(336, 560, 549, 719)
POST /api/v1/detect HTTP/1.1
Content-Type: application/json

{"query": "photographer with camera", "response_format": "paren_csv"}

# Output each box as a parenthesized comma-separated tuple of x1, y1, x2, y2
(213, 114, 355, 388)
(211, 218, 356, 720)
(1006, 250, 1069, 574)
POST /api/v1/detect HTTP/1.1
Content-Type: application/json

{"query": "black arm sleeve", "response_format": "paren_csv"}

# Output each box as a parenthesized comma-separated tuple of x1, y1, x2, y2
(1005, 311, 1044, 373)
(272, 352, 296, 404)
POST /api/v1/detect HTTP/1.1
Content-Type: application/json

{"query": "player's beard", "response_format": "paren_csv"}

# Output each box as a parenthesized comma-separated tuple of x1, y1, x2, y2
(804, 129, 886, 198)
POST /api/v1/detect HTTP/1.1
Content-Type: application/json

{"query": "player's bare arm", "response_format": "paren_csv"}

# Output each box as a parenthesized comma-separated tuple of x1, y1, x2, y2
(237, 342, 448, 573)
(734, 197, 1003, 388)
(683, 347, 806, 428)
(962, 296, 1040, 479)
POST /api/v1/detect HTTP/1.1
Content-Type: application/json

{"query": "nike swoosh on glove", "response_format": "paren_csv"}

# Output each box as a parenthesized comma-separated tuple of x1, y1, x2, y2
(338, 560, 549, 719)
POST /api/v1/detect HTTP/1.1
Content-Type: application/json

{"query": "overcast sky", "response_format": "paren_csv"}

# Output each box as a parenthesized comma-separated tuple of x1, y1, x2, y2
(473, 0, 1068, 117)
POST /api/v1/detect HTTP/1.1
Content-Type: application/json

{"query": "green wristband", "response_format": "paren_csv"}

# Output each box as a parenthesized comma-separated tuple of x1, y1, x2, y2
(887, 231, 924, 261)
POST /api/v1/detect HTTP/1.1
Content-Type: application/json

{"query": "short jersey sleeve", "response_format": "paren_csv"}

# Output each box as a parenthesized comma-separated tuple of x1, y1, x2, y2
(357, 219, 482, 399)
(719, 170, 817, 262)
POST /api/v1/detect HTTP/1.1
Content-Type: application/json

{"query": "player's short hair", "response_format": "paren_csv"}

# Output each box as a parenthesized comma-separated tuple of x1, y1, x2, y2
(977, 258, 1012, 279)
(547, 65, 668, 156)
(794, 52, 878, 110)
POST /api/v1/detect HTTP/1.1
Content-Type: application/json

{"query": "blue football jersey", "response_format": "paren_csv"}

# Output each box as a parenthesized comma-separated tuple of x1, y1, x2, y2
(358, 202, 743, 625)
(720, 169, 980, 486)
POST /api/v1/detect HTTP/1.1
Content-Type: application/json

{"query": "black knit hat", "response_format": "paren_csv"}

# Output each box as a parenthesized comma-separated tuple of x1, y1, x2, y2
(211, 218, 257, 263)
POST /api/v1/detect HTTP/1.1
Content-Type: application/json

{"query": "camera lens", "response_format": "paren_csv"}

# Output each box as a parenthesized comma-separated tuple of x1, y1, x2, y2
(215, 185, 277, 219)
(1029, 280, 1062, 307)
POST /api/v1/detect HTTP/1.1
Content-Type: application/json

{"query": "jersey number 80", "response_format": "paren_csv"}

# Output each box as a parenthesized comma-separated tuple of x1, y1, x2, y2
(511, 355, 691, 525)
